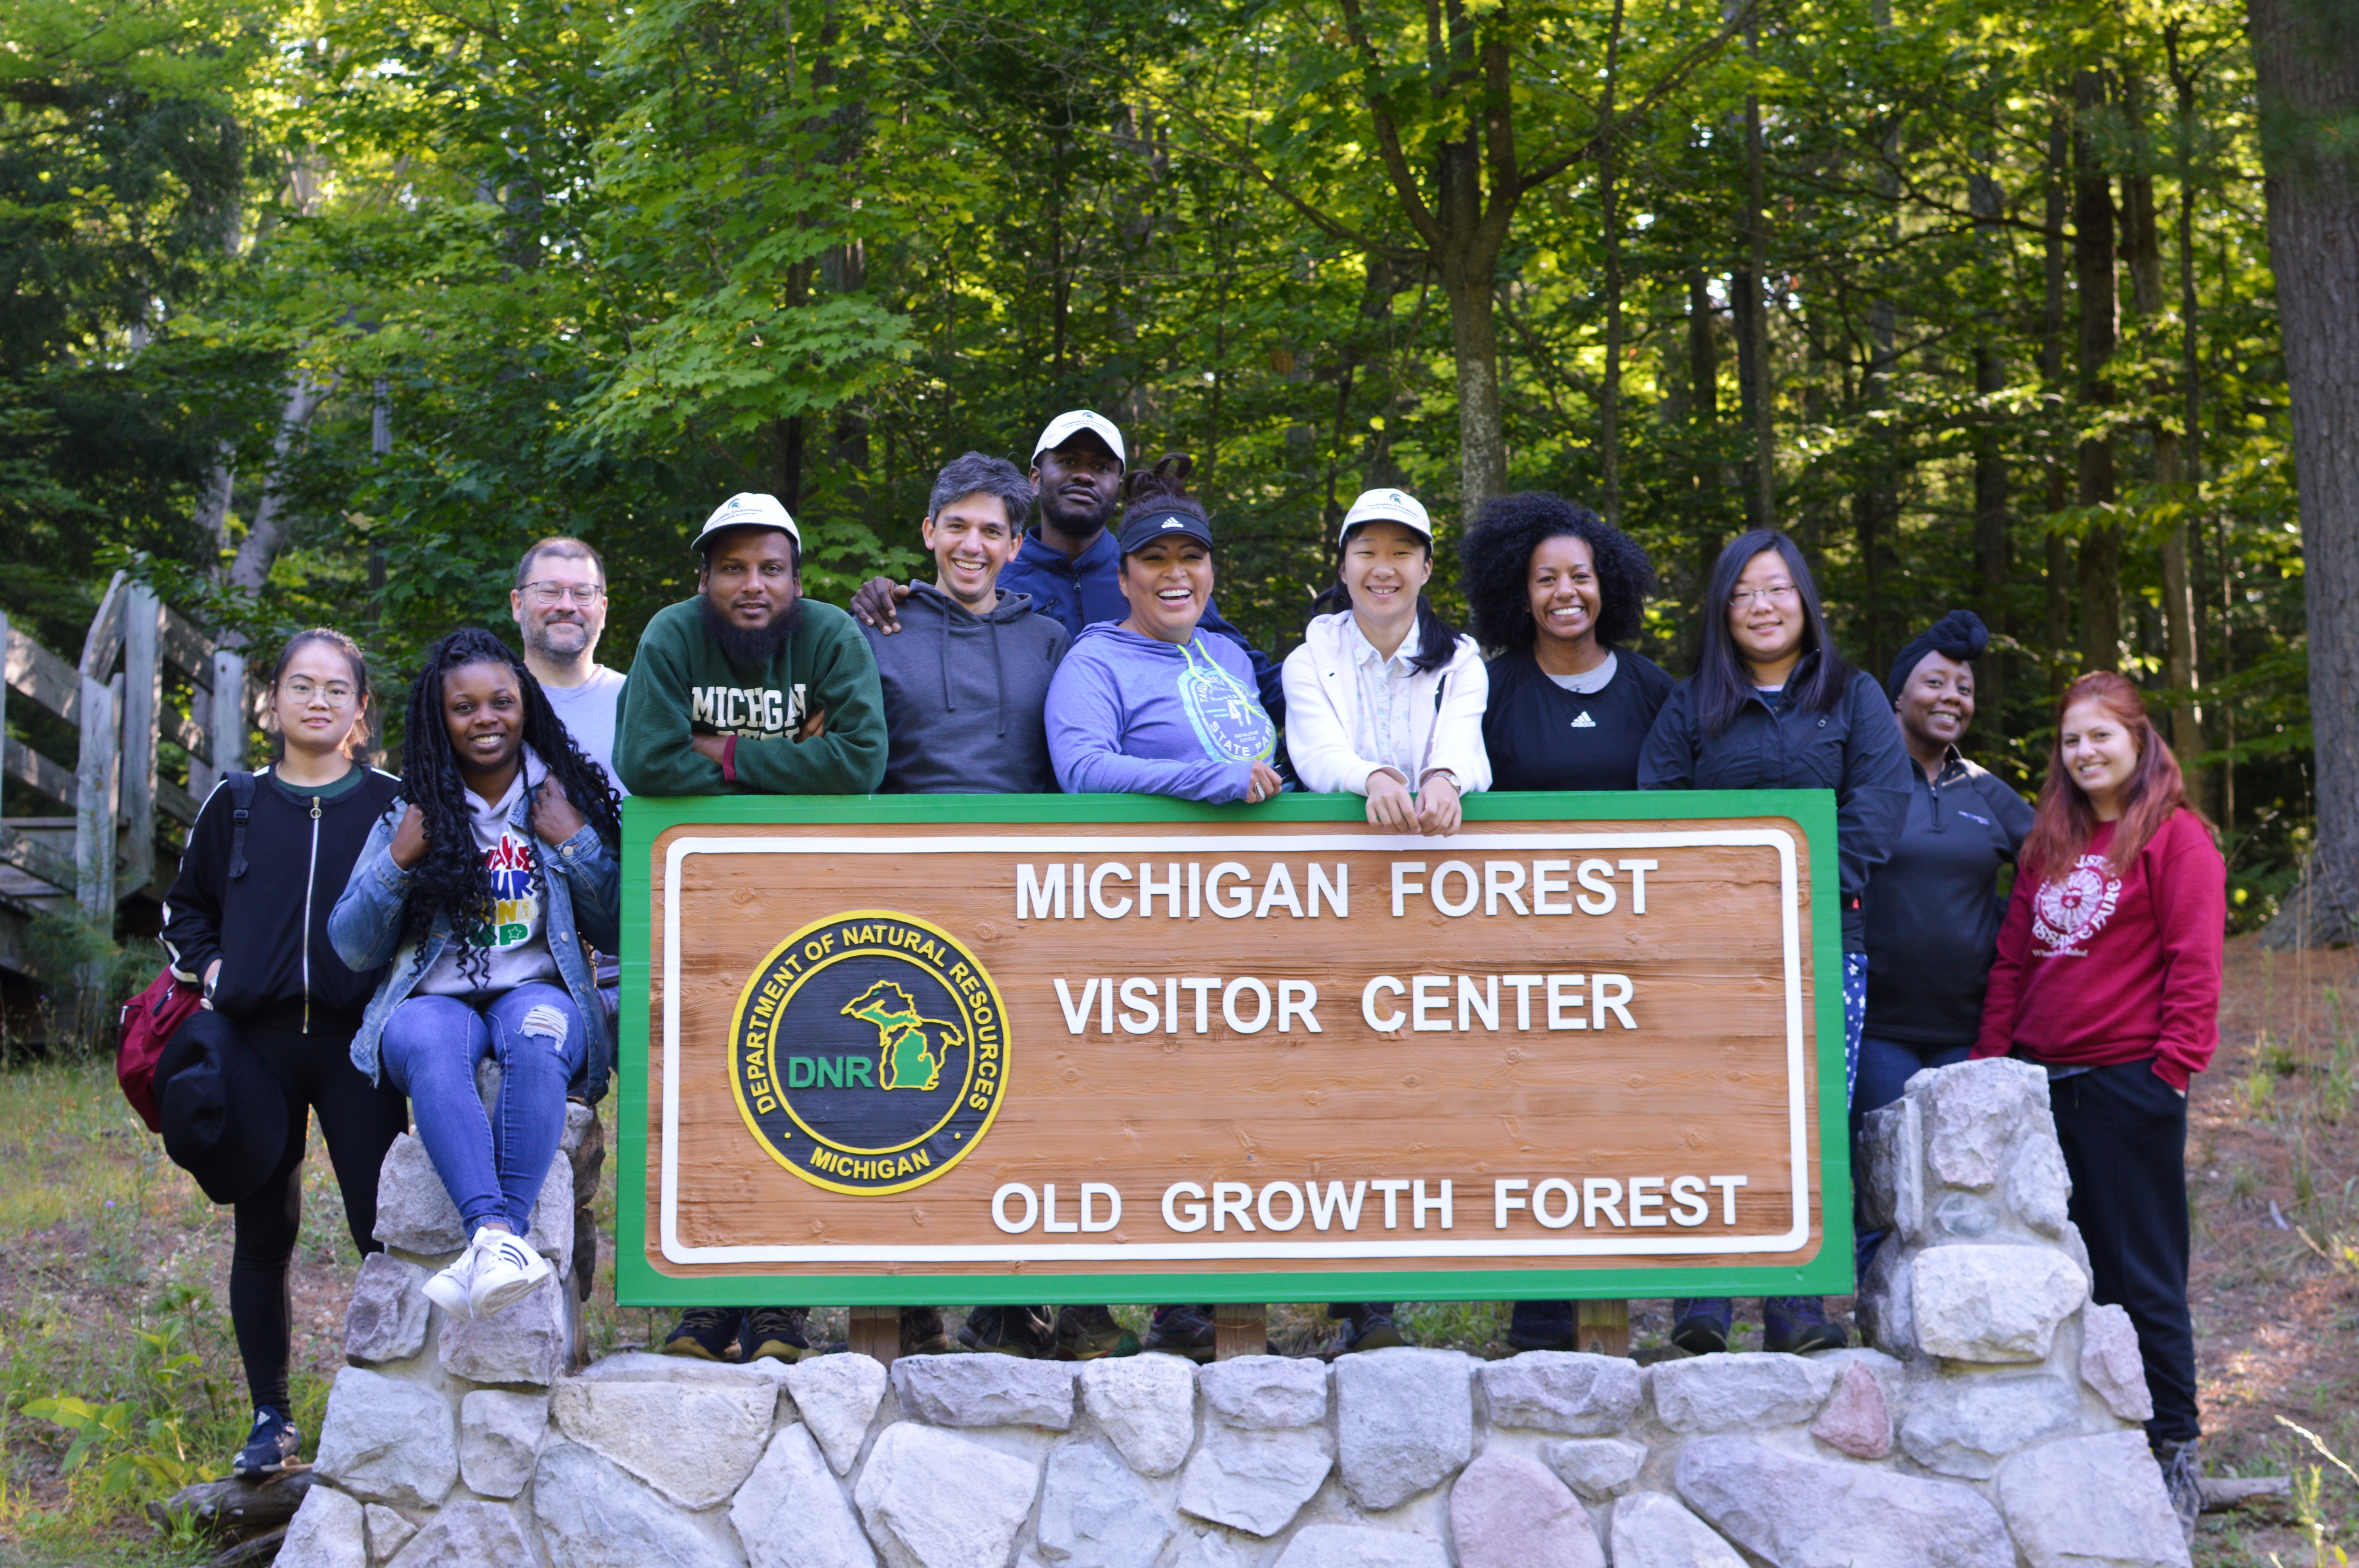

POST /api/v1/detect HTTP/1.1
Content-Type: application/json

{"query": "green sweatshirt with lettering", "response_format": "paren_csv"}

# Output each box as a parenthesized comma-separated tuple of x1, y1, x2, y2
(615, 597, 887, 796)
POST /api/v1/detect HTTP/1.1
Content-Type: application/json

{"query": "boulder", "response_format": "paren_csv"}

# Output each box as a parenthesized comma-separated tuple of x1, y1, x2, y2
(364, 1503, 416, 1563)
(2007, 1132, 2073, 1236)
(1930, 1191, 2002, 1240)
(550, 1376, 775, 1509)
(1856, 1242, 1916, 1359)
(1674, 1435, 2013, 1568)
(1808, 1361, 1892, 1459)
(438, 1272, 570, 1387)
(1479, 1353, 1643, 1435)
(1897, 1372, 2080, 1479)
(1199, 1354, 1327, 1430)
(1923, 1058, 2049, 1191)
(1541, 1437, 1648, 1501)
(854, 1422, 1041, 1568)
(343, 1254, 430, 1366)
(458, 1389, 548, 1500)
(891, 1353, 1076, 1430)
(1035, 1438, 1178, 1568)
(1078, 1353, 1196, 1475)
(1995, 1431, 2194, 1568)
(1607, 1491, 1748, 1568)
(1334, 1348, 1476, 1510)
(1649, 1353, 1837, 1432)
(1176, 1422, 1333, 1537)
(313, 1369, 458, 1511)
(274, 1483, 366, 1568)
(380, 1498, 536, 1566)
(2081, 1302, 2156, 1423)
(1271, 1525, 1450, 1568)
(1911, 1244, 2086, 1363)
(372, 1135, 467, 1256)
(1858, 1096, 1924, 1243)
(532, 1441, 738, 1568)
(730, 1422, 880, 1568)
(576, 1350, 793, 1389)
(1169, 1534, 1256, 1568)
(1447, 1451, 1605, 1568)
(786, 1352, 891, 1474)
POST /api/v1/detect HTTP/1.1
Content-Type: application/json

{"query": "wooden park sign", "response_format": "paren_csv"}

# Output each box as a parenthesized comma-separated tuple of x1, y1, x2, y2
(616, 791, 1851, 1306)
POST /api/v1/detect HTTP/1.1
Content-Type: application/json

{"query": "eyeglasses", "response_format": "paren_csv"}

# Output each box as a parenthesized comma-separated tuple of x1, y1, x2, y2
(522, 581, 605, 606)
(284, 678, 355, 706)
(1729, 584, 1799, 608)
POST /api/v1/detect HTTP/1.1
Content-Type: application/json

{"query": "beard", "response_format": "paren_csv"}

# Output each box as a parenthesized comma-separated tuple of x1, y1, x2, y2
(1039, 488, 1116, 541)
(698, 592, 801, 667)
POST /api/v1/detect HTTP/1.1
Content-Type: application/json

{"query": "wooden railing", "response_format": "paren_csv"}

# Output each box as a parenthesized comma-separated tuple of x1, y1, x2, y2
(0, 572, 247, 920)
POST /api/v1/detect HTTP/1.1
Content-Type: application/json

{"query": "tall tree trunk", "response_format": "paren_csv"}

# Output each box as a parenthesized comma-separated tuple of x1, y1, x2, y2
(2042, 103, 2074, 695)
(2170, 33, 2219, 813)
(1732, 8, 1775, 530)
(2250, 0, 2359, 946)
(228, 373, 339, 594)
(1970, 156, 2010, 738)
(2073, 69, 2123, 673)
(1598, 0, 1628, 528)
(1687, 269, 1723, 666)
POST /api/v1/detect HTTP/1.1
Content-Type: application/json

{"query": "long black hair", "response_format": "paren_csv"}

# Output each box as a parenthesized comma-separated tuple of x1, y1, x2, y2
(1310, 521, 1460, 675)
(398, 628, 623, 969)
(1694, 529, 1854, 737)
(267, 628, 372, 760)
(1458, 492, 1655, 654)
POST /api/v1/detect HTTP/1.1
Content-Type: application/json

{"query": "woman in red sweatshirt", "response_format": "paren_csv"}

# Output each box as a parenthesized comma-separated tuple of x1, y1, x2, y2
(1972, 671, 2221, 1536)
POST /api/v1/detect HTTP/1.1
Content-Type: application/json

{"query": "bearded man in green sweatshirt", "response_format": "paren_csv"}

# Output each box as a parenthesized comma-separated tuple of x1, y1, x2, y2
(616, 492, 889, 1362)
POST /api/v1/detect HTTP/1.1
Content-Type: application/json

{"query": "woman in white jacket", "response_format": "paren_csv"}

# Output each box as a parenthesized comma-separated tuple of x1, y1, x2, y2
(1282, 488, 1491, 836)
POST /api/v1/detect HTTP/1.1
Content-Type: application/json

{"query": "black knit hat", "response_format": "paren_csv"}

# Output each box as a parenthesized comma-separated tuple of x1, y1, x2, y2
(1887, 608, 1990, 700)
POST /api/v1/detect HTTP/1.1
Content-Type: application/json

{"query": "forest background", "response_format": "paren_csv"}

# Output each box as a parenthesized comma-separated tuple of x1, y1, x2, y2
(5, 0, 2355, 933)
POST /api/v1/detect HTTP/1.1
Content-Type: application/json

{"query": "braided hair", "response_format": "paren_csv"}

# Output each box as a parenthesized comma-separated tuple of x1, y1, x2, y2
(397, 628, 623, 976)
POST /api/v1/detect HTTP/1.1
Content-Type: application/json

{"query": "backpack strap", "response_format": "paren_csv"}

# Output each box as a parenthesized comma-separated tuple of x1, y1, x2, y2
(225, 772, 257, 881)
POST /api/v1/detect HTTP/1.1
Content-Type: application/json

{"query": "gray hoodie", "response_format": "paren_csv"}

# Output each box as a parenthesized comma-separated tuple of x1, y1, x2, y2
(861, 582, 1070, 794)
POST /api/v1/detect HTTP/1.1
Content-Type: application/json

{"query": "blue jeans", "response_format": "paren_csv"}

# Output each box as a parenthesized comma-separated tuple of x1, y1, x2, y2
(380, 984, 584, 1241)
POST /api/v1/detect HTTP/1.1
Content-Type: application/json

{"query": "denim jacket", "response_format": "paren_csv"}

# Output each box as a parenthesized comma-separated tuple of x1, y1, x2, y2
(328, 792, 622, 1102)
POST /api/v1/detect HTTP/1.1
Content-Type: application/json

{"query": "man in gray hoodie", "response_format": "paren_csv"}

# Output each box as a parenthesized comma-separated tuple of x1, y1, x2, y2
(863, 452, 1069, 794)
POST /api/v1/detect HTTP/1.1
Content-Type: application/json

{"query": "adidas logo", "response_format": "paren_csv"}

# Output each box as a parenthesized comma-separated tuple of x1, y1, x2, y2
(1571, 711, 1597, 729)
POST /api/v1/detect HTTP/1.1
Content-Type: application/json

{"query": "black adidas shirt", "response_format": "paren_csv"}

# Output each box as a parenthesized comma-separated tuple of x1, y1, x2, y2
(1482, 648, 1677, 792)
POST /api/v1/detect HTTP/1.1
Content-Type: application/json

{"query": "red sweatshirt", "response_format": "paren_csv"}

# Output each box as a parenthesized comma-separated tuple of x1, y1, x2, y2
(1971, 809, 2225, 1090)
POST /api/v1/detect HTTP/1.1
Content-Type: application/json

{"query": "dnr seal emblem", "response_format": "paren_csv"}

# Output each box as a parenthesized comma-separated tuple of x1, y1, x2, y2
(727, 910, 1007, 1194)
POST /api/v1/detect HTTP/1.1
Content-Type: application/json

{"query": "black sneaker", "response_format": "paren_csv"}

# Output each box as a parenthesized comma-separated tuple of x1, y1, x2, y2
(2154, 1437, 2203, 1545)
(1507, 1300, 1577, 1352)
(743, 1307, 814, 1363)
(1142, 1304, 1217, 1363)
(1763, 1296, 1848, 1355)
(1327, 1305, 1405, 1355)
(1054, 1305, 1140, 1361)
(1669, 1298, 1732, 1355)
(661, 1307, 746, 1363)
(233, 1407, 300, 1479)
(899, 1306, 953, 1357)
(958, 1305, 1055, 1358)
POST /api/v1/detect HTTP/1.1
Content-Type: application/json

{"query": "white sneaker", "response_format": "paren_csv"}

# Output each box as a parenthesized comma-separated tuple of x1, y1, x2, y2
(468, 1230, 552, 1318)
(423, 1243, 479, 1321)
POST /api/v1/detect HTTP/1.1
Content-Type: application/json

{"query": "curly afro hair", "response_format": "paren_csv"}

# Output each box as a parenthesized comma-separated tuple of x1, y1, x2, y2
(1457, 492, 1657, 653)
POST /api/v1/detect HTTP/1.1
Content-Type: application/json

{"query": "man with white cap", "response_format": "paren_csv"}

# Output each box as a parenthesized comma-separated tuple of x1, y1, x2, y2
(852, 410, 1283, 720)
(614, 492, 888, 1364)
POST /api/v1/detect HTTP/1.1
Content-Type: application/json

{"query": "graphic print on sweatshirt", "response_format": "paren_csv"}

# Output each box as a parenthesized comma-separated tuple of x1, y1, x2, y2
(466, 829, 542, 951)
(2031, 852, 2122, 958)
(1177, 638, 1275, 764)
(691, 682, 809, 737)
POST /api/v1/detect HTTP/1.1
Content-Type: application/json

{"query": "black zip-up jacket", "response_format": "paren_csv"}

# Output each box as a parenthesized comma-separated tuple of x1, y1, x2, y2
(161, 765, 405, 1033)
(1861, 748, 2036, 1045)
(1637, 650, 1912, 952)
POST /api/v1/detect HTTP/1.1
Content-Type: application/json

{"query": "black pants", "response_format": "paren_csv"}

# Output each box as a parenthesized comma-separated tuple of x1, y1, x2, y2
(2049, 1060, 2198, 1445)
(230, 1020, 409, 1415)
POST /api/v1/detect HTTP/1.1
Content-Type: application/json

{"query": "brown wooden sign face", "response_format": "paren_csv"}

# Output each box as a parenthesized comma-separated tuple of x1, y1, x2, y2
(619, 793, 1848, 1305)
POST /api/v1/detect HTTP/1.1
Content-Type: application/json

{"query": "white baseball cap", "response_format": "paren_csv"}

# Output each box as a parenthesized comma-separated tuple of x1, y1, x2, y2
(1338, 488, 1432, 546)
(1031, 410, 1126, 468)
(694, 493, 801, 552)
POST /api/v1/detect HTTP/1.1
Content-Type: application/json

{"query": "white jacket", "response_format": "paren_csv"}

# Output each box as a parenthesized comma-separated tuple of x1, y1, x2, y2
(1281, 612, 1493, 796)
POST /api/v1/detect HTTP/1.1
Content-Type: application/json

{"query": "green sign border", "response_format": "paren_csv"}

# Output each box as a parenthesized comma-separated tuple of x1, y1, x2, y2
(616, 788, 1853, 1306)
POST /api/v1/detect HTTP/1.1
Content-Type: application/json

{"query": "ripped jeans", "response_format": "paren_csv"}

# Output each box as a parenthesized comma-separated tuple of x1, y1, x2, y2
(380, 984, 584, 1241)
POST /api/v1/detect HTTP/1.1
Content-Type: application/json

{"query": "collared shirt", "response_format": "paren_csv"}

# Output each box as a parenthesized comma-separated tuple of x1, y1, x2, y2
(1343, 617, 1423, 781)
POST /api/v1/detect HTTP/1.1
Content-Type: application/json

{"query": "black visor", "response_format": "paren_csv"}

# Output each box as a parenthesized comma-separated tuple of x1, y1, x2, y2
(1117, 508, 1215, 554)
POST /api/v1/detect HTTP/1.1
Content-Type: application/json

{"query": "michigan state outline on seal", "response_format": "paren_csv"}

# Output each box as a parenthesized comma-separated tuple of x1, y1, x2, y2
(725, 909, 1007, 1195)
